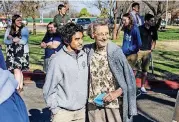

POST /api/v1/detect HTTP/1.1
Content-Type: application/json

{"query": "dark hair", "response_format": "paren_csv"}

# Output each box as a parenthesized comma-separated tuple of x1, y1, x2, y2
(59, 23, 83, 44)
(46, 22, 58, 36)
(10, 14, 24, 37)
(47, 22, 57, 30)
(58, 4, 65, 10)
(145, 14, 154, 21)
(122, 13, 134, 30)
(132, 2, 139, 8)
(87, 18, 109, 39)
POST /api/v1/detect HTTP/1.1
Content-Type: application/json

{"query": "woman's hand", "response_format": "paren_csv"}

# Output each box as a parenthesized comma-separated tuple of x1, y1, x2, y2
(13, 37, 20, 43)
(7, 35, 13, 40)
(103, 88, 123, 103)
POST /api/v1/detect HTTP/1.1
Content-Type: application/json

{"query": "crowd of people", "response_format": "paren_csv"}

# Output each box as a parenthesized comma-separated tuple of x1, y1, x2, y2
(42, 2, 156, 122)
(1, 2, 178, 122)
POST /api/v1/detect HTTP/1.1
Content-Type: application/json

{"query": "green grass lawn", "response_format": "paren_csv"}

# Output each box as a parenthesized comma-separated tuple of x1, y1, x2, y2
(158, 29, 179, 41)
(0, 28, 179, 81)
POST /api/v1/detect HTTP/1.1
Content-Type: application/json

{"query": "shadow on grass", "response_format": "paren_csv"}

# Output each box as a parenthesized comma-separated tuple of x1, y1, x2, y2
(29, 41, 41, 45)
(29, 108, 51, 122)
(156, 50, 179, 63)
(151, 66, 179, 82)
(137, 50, 179, 98)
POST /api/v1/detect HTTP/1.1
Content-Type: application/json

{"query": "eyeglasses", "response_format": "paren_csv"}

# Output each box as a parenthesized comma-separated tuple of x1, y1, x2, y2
(95, 32, 109, 37)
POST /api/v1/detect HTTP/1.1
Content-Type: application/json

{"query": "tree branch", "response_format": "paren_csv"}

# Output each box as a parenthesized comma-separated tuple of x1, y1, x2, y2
(142, 1, 156, 15)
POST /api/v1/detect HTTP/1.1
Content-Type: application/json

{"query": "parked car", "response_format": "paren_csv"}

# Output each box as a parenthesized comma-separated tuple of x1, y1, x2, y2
(160, 19, 166, 30)
(22, 19, 28, 25)
(174, 18, 179, 25)
(0, 19, 7, 28)
(70, 18, 78, 24)
(76, 18, 91, 30)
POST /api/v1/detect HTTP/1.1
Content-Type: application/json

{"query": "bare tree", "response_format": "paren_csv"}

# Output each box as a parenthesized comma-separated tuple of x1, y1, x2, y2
(83, 0, 132, 40)
(0, 1, 16, 18)
(113, 1, 133, 39)
(18, 1, 42, 35)
(142, 1, 179, 29)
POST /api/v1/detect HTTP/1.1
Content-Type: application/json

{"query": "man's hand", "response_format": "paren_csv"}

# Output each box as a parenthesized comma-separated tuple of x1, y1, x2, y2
(103, 88, 123, 103)
(46, 42, 53, 48)
(46, 41, 60, 49)
(40, 42, 47, 48)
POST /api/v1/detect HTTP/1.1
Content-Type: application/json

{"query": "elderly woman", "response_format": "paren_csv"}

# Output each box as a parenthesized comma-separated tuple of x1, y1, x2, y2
(84, 19, 137, 122)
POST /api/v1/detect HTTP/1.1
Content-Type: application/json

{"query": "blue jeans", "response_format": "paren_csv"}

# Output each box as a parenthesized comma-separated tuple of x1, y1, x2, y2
(0, 48, 7, 70)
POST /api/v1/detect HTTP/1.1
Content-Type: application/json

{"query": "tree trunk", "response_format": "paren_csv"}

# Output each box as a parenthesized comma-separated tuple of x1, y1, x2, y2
(116, 2, 132, 39)
(116, 25, 122, 40)
(32, 16, 36, 35)
(112, 1, 119, 40)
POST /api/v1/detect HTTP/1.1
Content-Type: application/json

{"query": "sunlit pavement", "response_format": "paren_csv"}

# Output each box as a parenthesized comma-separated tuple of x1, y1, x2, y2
(22, 76, 178, 122)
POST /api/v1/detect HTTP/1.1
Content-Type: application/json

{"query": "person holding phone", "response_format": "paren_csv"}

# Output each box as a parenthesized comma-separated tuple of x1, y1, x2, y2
(84, 19, 137, 122)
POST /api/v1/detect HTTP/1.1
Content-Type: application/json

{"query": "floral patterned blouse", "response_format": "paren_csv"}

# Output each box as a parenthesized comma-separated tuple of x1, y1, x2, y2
(88, 47, 120, 108)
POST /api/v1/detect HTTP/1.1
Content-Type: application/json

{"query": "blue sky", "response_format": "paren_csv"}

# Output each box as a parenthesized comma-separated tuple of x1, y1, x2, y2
(70, 1, 100, 15)
(39, 1, 101, 16)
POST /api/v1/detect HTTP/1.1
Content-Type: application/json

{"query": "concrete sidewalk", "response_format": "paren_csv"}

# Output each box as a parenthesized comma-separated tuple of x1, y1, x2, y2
(21, 80, 178, 122)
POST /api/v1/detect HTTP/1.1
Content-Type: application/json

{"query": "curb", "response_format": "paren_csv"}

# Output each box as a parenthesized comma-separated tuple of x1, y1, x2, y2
(23, 72, 179, 90)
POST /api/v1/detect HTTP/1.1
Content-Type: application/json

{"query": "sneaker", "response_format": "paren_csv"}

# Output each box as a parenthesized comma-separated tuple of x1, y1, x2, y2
(136, 89, 142, 97)
(141, 87, 147, 94)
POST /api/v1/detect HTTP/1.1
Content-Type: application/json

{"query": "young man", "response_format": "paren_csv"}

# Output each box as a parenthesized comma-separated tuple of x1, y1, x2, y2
(84, 19, 137, 122)
(40, 22, 62, 72)
(43, 23, 88, 122)
(130, 2, 143, 27)
(53, 4, 70, 29)
(138, 14, 158, 93)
